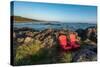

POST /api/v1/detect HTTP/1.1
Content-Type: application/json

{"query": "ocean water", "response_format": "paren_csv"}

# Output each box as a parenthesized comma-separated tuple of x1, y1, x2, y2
(13, 22, 96, 31)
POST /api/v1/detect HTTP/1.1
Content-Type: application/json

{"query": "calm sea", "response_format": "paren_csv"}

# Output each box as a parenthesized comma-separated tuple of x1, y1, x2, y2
(13, 22, 96, 31)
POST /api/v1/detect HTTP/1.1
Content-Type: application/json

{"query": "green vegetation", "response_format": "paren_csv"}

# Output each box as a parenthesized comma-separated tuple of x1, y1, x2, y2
(14, 39, 73, 65)
(60, 52, 72, 63)
(15, 40, 42, 65)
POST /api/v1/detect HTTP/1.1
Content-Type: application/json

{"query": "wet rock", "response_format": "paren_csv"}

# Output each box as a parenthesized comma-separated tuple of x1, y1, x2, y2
(25, 31, 34, 37)
(85, 45, 97, 53)
(17, 38, 24, 43)
(16, 33, 26, 38)
(76, 29, 86, 40)
(86, 28, 93, 39)
(76, 26, 97, 43)
(24, 37, 33, 44)
(72, 47, 97, 62)
(85, 27, 97, 43)
(84, 39, 97, 46)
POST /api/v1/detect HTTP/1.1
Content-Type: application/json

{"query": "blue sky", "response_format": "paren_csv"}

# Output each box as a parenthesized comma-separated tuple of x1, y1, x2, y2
(12, 1, 97, 23)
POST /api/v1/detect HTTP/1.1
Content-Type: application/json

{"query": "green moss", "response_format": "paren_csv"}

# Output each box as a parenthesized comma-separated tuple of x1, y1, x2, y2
(15, 40, 42, 65)
(60, 51, 72, 63)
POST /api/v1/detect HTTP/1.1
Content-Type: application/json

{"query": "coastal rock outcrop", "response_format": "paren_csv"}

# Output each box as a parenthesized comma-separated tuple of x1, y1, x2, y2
(13, 26, 97, 64)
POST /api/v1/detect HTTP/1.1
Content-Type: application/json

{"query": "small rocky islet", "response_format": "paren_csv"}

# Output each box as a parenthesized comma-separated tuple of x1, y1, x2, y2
(13, 26, 97, 65)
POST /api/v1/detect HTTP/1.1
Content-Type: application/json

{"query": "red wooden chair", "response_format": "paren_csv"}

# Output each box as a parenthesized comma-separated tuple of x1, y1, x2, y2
(58, 35, 72, 51)
(69, 33, 80, 49)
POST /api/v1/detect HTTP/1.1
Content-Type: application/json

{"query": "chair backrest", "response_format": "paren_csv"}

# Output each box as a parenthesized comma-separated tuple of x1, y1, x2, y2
(69, 34, 76, 42)
(58, 35, 67, 46)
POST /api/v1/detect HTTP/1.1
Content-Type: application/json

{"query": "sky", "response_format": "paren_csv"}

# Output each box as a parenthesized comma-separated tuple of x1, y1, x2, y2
(12, 1, 97, 23)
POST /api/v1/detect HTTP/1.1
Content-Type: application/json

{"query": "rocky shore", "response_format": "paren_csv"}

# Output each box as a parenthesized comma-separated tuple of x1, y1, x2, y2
(13, 26, 97, 65)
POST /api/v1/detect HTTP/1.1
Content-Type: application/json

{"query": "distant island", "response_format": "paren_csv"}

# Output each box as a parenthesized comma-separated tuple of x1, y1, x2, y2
(11, 16, 61, 23)
(11, 16, 45, 22)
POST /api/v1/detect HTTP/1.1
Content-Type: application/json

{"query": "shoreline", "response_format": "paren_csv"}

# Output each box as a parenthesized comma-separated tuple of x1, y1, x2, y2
(13, 21, 97, 24)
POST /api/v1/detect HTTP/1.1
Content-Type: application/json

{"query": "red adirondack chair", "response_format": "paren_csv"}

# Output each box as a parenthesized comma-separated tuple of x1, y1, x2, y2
(69, 33, 80, 49)
(58, 35, 72, 51)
